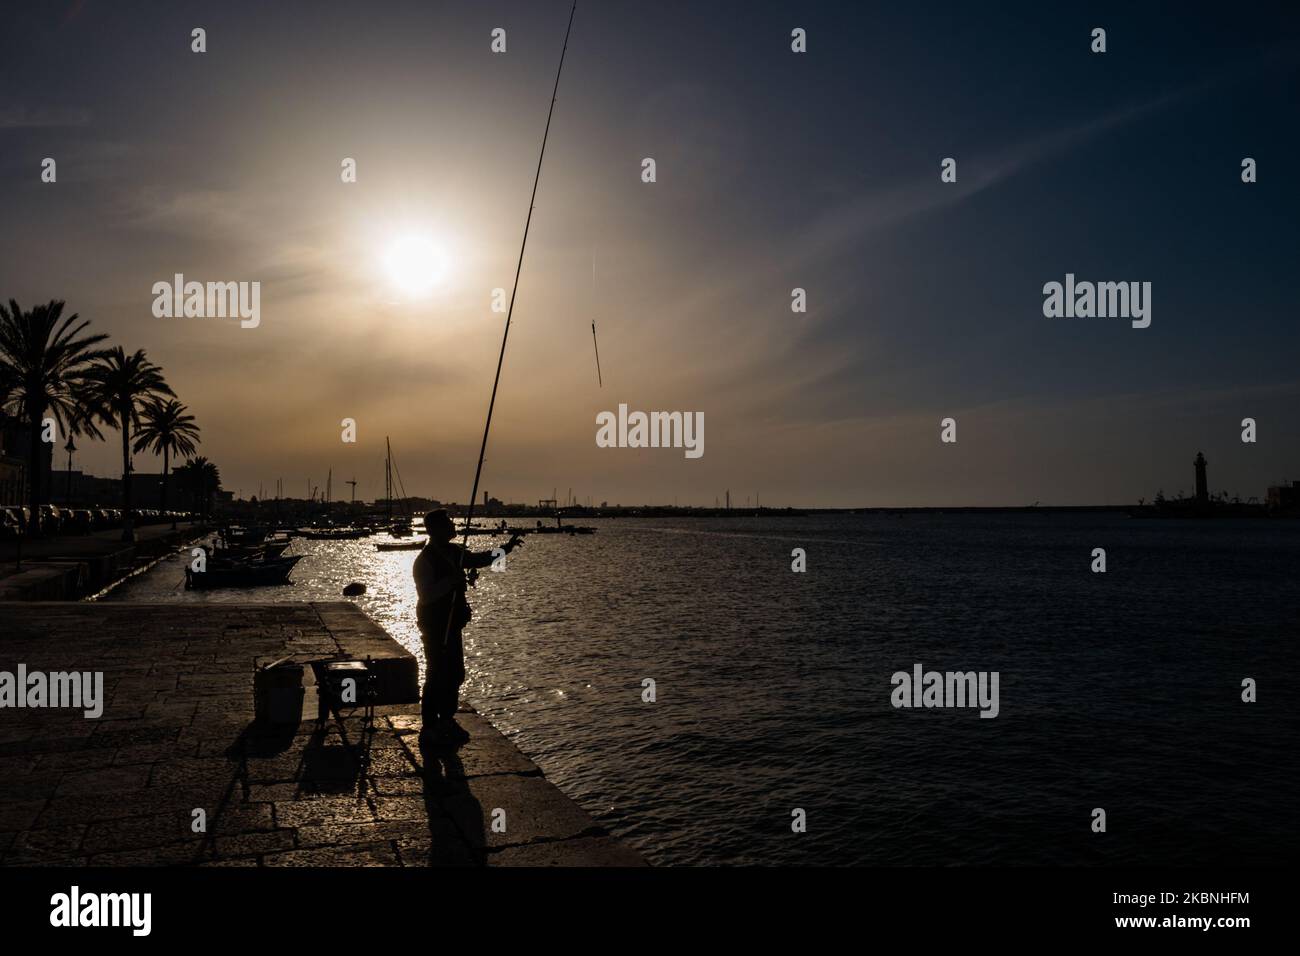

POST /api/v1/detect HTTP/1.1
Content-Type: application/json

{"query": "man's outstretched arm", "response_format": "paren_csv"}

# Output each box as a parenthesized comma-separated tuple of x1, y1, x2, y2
(459, 534, 522, 569)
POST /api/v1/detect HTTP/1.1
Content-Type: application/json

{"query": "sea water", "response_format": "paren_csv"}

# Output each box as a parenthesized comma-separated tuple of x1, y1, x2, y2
(111, 512, 1300, 865)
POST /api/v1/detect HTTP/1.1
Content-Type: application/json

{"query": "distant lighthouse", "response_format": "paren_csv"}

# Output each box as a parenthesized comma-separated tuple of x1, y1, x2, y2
(1194, 452, 1208, 506)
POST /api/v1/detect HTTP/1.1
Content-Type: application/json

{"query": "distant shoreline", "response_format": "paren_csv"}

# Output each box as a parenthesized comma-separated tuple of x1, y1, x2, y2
(212, 502, 1299, 522)
(441, 505, 1256, 517)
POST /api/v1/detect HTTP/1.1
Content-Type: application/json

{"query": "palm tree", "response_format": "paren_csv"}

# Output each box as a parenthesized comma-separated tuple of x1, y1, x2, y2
(133, 399, 200, 527)
(86, 347, 173, 541)
(174, 460, 199, 515)
(0, 300, 108, 534)
(176, 456, 221, 519)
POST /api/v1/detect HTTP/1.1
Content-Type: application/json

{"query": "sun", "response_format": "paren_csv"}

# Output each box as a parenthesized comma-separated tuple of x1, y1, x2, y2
(383, 235, 446, 297)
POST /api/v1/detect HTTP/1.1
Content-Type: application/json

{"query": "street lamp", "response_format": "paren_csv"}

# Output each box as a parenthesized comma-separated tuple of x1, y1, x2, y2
(64, 434, 76, 505)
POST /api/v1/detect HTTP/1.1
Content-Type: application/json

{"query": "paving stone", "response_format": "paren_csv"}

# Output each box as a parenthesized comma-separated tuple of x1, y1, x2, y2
(90, 726, 180, 749)
(213, 829, 296, 859)
(440, 774, 604, 850)
(0, 800, 48, 834)
(273, 797, 376, 828)
(371, 795, 430, 822)
(0, 754, 37, 780)
(55, 765, 151, 796)
(37, 786, 219, 827)
(86, 841, 205, 866)
(363, 748, 418, 776)
(34, 749, 118, 773)
(199, 858, 259, 867)
(9, 856, 89, 867)
(395, 818, 480, 867)
(369, 776, 425, 796)
(209, 803, 276, 833)
(2, 774, 62, 800)
(295, 819, 429, 848)
(114, 741, 196, 765)
(149, 756, 242, 790)
(2, 824, 87, 863)
(82, 812, 189, 854)
(436, 714, 543, 778)
(489, 835, 650, 867)
(245, 783, 309, 803)
(243, 754, 312, 783)
(264, 842, 399, 866)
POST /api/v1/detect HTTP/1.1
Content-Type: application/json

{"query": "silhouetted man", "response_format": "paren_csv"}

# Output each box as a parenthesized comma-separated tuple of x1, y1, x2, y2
(413, 509, 522, 744)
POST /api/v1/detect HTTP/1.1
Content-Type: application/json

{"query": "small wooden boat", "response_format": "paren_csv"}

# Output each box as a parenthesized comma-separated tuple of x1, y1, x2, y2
(186, 555, 302, 589)
(375, 539, 427, 552)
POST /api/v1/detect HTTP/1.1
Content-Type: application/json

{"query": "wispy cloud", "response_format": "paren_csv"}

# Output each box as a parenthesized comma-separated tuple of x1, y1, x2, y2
(793, 90, 1186, 271)
(122, 187, 267, 240)
(0, 105, 90, 129)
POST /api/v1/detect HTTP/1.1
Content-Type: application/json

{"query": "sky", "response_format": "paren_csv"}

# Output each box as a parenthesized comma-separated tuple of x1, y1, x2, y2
(1, 0, 1298, 507)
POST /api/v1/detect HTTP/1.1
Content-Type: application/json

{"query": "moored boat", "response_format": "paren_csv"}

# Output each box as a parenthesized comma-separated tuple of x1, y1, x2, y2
(185, 554, 302, 589)
(298, 528, 372, 540)
(375, 538, 427, 551)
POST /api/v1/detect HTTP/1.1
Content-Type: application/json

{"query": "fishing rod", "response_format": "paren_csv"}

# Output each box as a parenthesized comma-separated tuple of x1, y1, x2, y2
(591, 252, 602, 386)
(441, 0, 578, 650)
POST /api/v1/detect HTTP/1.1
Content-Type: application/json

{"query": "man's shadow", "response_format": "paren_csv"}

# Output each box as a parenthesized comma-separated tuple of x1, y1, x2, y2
(417, 733, 486, 865)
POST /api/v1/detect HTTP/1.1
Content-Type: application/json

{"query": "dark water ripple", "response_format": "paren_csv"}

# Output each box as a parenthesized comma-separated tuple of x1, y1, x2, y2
(114, 513, 1300, 865)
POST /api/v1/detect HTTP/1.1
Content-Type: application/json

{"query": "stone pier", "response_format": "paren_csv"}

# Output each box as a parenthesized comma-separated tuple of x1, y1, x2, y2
(0, 523, 206, 600)
(0, 602, 645, 866)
